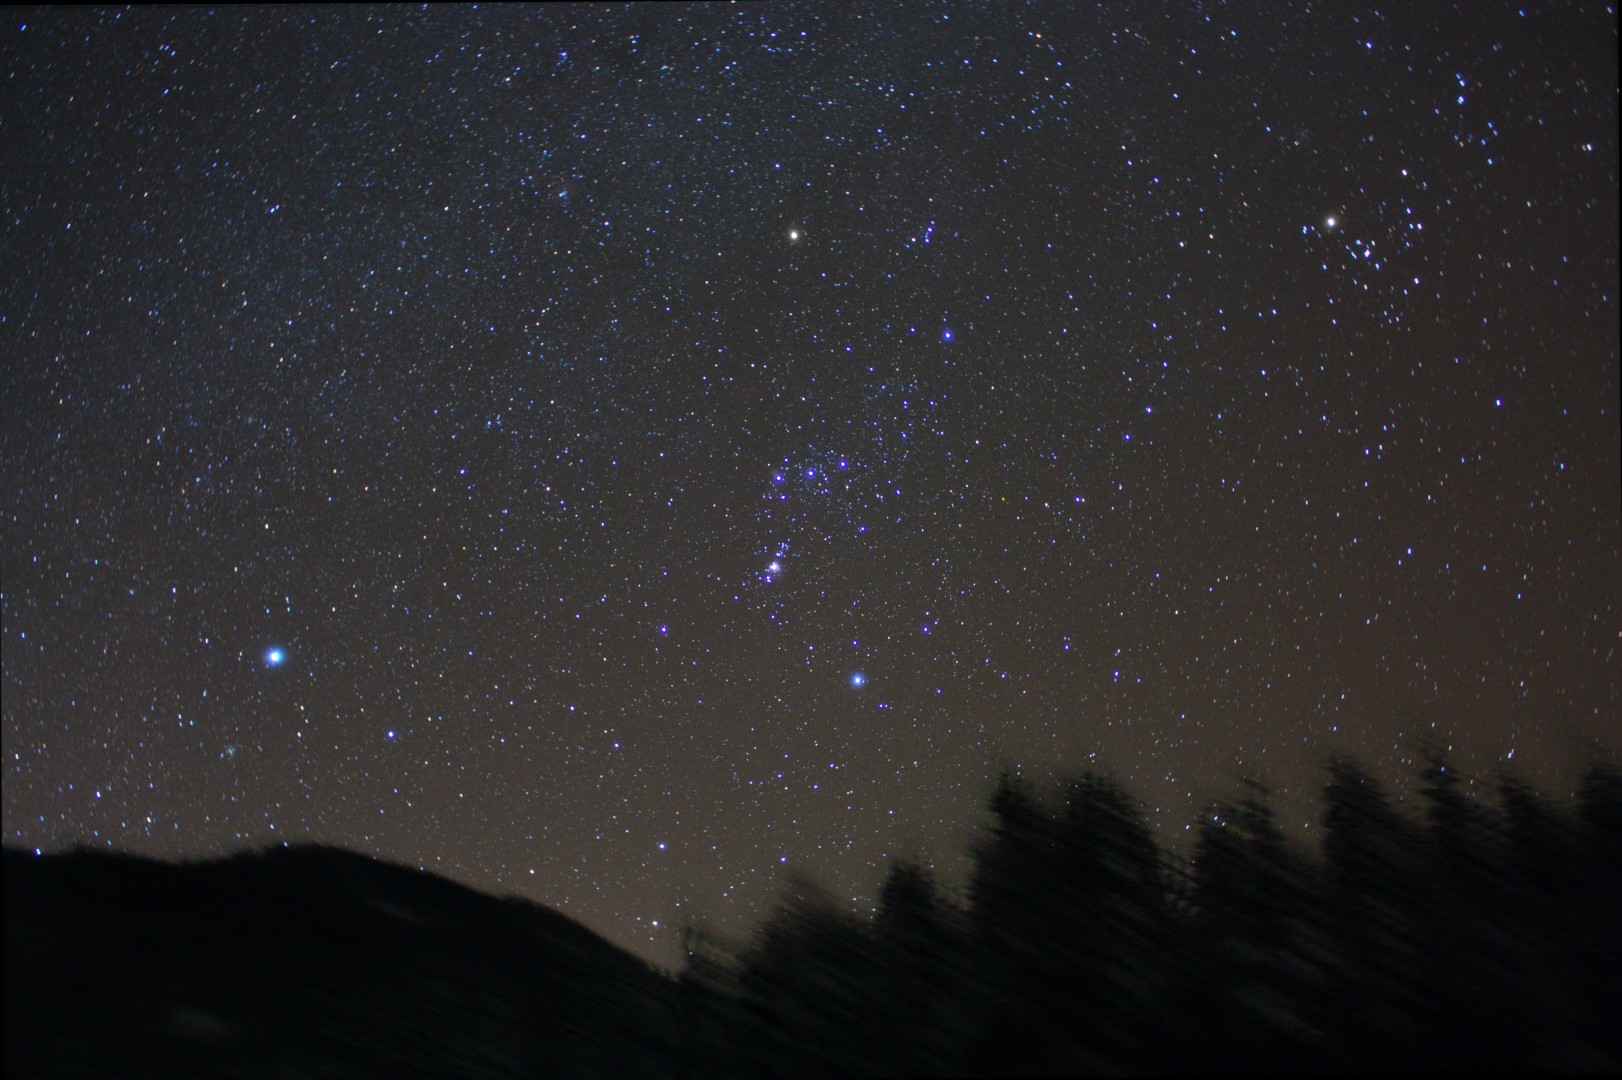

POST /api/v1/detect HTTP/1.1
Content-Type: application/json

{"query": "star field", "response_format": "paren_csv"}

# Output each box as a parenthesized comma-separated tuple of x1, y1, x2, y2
(3, 3, 1617, 967)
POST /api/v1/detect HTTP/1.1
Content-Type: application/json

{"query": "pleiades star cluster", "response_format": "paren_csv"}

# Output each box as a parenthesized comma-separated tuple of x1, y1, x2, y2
(3, 3, 1616, 967)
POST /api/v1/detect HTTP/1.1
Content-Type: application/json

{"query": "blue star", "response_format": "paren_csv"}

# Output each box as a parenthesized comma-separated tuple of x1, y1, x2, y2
(850, 672, 865, 687)
(265, 648, 285, 667)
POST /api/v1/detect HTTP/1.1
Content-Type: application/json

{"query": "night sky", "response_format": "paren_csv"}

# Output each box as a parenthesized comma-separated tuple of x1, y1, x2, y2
(3, 3, 1617, 968)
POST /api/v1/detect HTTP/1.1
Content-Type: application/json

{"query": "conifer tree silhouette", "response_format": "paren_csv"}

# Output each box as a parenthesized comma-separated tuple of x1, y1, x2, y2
(736, 871, 876, 1078)
(1313, 757, 1425, 1071)
(869, 859, 963, 1076)
(963, 771, 1167, 1074)
(1413, 746, 1515, 1070)
(1179, 779, 1317, 1072)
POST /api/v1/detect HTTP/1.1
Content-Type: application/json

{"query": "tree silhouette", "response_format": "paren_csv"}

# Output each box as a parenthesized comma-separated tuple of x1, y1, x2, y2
(734, 871, 878, 1077)
(1410, 747, 1522, 1070)
(868, 859, 964, 1076)
(962, 772, 1073, 1074)
(962, 771, 1168, 1074)
(1177, 780, 1318, 1072)
(1496, 772, 1597, 1069)
(675, 920, 751, 1077)
(1312, 757, 1427, 1070)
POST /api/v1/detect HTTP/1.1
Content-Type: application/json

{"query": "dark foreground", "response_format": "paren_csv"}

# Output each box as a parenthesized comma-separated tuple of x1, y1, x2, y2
(5, 757, 1620, 1077)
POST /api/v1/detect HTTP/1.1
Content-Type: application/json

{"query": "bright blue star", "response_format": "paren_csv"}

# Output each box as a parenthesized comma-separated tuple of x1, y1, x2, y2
(850, 673, 865, 687)
(941, 328, 954, 341)
(265, 648, 285, 666)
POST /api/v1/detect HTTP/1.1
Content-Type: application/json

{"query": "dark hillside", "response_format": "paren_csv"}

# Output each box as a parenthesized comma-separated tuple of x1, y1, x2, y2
(3, 844, 689, 1079)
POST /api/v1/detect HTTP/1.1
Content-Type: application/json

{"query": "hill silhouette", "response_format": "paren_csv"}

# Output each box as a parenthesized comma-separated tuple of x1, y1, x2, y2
(5, 755, 1619, 1077)
(3, 843, 690, 1078)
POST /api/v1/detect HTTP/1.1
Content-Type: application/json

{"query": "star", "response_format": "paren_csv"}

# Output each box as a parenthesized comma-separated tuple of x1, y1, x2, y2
(265, 648, 285, 667)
